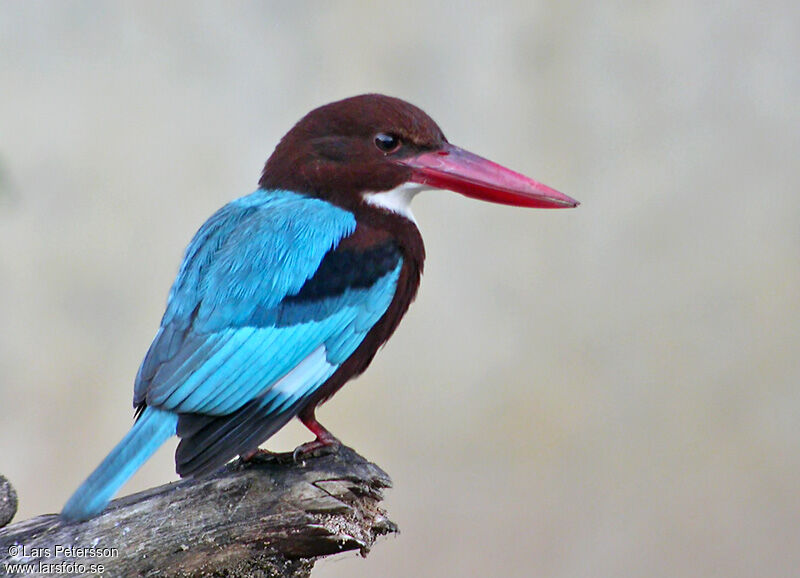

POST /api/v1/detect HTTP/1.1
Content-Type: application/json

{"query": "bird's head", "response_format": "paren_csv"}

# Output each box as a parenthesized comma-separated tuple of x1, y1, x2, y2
(259, 94, 578, 217)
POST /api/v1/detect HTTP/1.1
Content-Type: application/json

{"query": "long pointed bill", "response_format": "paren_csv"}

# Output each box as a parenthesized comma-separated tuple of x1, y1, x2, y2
(399, 143, 579, 209)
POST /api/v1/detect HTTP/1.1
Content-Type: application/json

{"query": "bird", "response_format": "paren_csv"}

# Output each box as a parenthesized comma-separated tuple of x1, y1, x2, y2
(61, 94, 578, 521)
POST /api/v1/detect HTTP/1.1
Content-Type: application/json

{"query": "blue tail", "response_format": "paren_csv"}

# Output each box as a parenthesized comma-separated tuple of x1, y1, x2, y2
(61, 407, 178, 521)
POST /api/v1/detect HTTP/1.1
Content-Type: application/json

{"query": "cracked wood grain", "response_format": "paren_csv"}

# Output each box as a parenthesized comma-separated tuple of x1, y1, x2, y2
(0, 446, 397, 577)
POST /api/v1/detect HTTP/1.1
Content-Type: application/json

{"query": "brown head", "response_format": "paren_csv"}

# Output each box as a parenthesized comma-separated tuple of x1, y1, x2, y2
(259, 93, 578, 216)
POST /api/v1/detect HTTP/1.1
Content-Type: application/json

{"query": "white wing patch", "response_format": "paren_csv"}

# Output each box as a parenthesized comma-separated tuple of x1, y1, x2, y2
(267, 345, 337, 411)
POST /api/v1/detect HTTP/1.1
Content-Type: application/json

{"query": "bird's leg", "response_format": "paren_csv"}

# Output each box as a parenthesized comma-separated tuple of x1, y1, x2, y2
(237, 408, 341, 466)
(292, 407, 341, 461)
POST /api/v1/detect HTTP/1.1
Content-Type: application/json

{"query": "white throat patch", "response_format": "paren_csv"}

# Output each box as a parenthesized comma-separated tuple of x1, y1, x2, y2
(363, 183, 427, 224)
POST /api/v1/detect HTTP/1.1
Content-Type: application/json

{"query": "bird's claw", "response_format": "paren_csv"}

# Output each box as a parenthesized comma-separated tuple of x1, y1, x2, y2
(291, 438, 341, 464)
(238, 448, 281, 465)
(238, 438, 340, 467)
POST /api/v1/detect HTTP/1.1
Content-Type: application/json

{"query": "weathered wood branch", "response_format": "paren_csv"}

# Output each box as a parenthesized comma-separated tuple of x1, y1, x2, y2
(0, 474, 18, 529)
(0, 446, 397, 577)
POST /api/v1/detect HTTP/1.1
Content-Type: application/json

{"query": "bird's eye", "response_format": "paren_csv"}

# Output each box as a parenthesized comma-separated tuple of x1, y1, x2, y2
(374, 133, 401, 153)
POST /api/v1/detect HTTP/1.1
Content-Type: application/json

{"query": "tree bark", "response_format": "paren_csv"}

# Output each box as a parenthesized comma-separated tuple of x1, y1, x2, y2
(0, 446, 396, 577)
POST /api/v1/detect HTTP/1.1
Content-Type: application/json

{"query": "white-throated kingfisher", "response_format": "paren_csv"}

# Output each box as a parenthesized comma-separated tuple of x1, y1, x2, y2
(62, 94, 578, 521)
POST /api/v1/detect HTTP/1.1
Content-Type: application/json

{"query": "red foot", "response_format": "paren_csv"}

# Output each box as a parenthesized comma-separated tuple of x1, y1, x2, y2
(293, 408, 340, 461)
(237, 409, 341, 465)
(240, 448, 277, 462)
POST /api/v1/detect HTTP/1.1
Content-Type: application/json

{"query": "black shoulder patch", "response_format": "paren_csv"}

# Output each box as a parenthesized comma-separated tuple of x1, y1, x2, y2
(287, 240, 401, 302)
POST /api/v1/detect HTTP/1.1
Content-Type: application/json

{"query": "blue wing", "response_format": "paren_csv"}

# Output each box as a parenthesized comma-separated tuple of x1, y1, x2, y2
(133, 189, 402, 476)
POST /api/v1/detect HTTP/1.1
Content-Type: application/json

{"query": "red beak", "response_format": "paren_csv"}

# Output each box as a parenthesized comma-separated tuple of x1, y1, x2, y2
(399, 143, 578, 209)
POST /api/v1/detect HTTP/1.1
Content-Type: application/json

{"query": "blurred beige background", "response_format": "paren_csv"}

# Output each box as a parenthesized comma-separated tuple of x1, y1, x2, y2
(1, 2, 799, 576)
